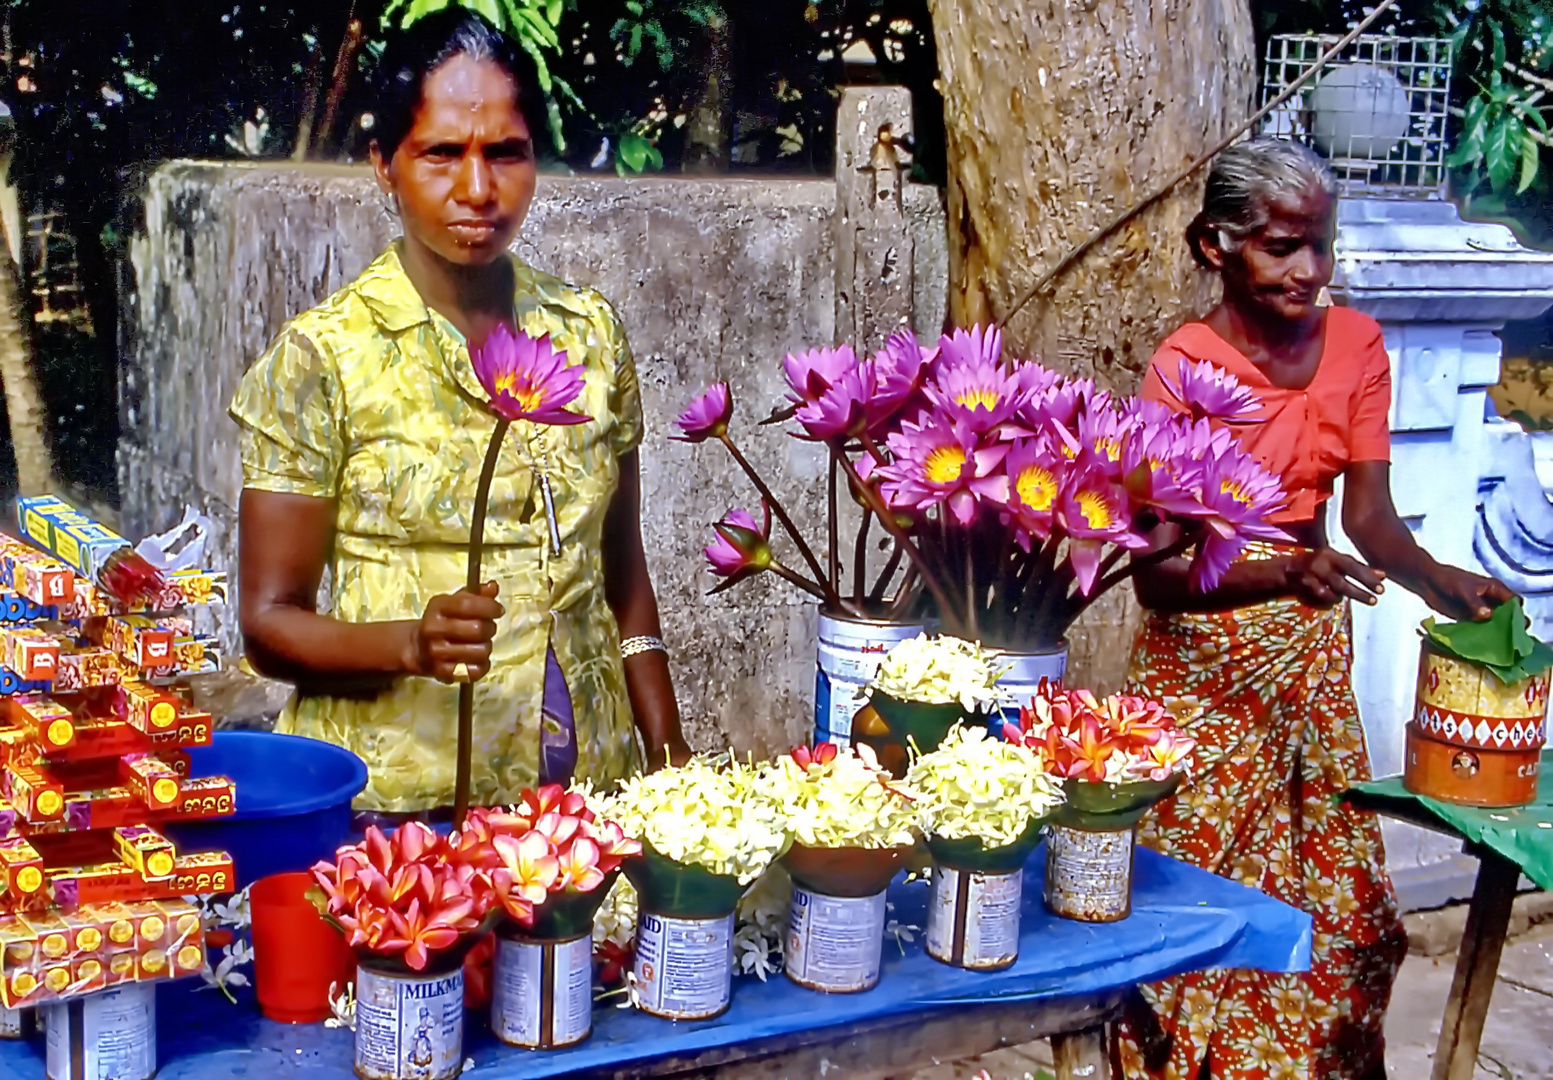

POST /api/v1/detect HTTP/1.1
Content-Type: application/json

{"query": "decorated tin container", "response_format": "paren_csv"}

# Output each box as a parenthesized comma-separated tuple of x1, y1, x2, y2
(0, 1003, 32, 1039)
(1406, 641, 1549, 807)
(1043, 822, 1135, 922)
(924, 864, 1022, 971)
(43, 983, 155, 1080)
(491, 931, 594, 1049)
(815, 614, 928, 745)
(784, 885, 887, 993)
(353, 963, 464, 1080)
(631, 910, 734, 1020)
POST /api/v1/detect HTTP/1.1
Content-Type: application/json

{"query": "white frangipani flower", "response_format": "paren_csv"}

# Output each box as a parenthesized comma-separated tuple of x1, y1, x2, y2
(870, 634, 1005, 711)
(764, 743, 920, 849)
(906, 725, 1064, 846)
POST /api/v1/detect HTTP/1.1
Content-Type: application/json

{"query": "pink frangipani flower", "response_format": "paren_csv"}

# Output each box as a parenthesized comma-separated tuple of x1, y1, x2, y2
(673, 382, 733, 443)
(470, 324, 589, 425)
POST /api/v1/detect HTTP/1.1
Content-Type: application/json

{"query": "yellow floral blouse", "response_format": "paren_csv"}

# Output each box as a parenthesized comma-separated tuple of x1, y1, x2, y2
(230, 243, 644, 812)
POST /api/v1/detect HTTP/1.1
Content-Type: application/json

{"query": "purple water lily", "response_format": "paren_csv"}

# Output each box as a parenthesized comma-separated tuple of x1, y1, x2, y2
(783, 345, 860, 406)
(924, 352, 1029, 437)
(674, 382, 733, 443)
(1003, 435, 1063, 547)
(880, 408, 1010, 525)
(1055, 452, 1149, 595)
(1184, 447, 1290, 590)
(705, 505, 772, 584)
(470, 324, 589, 425)
(934, 324, 1004, 372)
(867, 331, 928, 436)
(1120, 407, 1209, 518)
(794, 363, 871, 442)
(1163, 357, 1265, 424)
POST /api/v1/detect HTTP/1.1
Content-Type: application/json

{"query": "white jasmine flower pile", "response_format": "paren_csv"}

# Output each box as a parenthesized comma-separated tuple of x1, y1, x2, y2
(906, 725, 1064, 846)
(764, 743, 920, 850)
(870, 633, 1005, 712)
(602, 752, 787, 884)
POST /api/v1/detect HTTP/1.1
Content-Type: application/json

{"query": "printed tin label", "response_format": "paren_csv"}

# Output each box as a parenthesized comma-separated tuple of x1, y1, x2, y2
(491, 934, 593, 1049)
(44, 984, 155, 1080)
(1044, 823, 1134, 922)
(632, 911, 734, 1020)
(785, 885, 887, 993)
(925, 865, 1022, 970)
(353, 965, 464, 1080)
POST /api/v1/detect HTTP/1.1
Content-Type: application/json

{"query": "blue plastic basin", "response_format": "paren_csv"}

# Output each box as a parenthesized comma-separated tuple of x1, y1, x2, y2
(164, 731, 367, 889)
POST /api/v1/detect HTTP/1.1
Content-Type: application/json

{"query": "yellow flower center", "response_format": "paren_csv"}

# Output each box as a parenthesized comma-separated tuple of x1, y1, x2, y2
(494, 372, 545, 413)
(1077, 490, 1115, 529)
(1095, 436, 1121, 462)
(953, 388, 1002, 411)
(1016, 465, 1056, 511)
(1220, 477, 1252, 506)
(924, 446, 967, 484)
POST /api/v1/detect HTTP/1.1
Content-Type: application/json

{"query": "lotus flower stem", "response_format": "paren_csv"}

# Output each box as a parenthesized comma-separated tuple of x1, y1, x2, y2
(717, 432, 836, 605)
(844, 435, 962, 634)
(771, 560, 832, 601)
(964, 531, 979, 639)
(853, 507, 872, 607)
(828, 458, 840, 596)
(454, 417, 511, 829)
(868, 542, 904, 607)
(886, 563, 919, 619)
(1068, 530, 1199, 620)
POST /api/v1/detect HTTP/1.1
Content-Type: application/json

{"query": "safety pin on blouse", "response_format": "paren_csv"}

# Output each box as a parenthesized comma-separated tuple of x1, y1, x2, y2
(537, 448, 563, 556)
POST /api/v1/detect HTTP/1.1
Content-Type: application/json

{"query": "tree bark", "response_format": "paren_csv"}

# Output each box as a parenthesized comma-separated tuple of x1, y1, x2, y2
(926, 0, 1255, 689)
(0, 213, 50, 495)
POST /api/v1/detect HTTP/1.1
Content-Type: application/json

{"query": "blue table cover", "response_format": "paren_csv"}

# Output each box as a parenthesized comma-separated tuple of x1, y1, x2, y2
(0, 846, 1311, 1078)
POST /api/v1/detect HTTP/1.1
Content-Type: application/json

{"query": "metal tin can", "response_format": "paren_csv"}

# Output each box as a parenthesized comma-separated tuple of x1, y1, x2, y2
(990, 646, 1069, 730)
(632, 910, 734, 1020)
(491, 931, 594, 1049)
(815, 614, 928, 745)
(1044, 822, 1135, 922)
(353, 963, 464, 1080)
(784, 885, 887, 993)
(924, 864, 1022, 970)
(0, 1003, 32, 1039)
(44, 983, 155, 1080)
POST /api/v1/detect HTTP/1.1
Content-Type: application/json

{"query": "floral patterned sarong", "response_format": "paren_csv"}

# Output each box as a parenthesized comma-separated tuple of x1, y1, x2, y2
(1115, 576, 1406, 1080)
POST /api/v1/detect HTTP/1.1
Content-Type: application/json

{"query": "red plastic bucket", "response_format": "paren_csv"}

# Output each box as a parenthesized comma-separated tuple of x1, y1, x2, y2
(250, 871, 355, 1023)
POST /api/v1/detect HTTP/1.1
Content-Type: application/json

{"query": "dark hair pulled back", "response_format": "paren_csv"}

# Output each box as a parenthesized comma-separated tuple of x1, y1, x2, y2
(371, 9, 551, 162)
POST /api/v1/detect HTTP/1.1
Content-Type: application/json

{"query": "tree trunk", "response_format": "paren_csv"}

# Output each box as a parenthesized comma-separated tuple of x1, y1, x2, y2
(0, 214, 50, 495)
(926, 0, 1255, 689)
(683, 9, 733, 173)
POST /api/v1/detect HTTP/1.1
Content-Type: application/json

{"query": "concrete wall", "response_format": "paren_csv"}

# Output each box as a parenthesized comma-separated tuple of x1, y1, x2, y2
(118, 161, 948, 756)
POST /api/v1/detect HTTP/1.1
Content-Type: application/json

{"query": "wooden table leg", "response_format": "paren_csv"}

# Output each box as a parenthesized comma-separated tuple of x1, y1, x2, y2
(1430, 848, 1520, 1080)
(1052, 1025, 1111, 1080)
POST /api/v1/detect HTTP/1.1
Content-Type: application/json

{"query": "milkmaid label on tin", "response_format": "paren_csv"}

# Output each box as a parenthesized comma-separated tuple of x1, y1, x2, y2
(632, 911, 734, 1020)
(925, 865, 1023, 969)
(492, 934, 594, 1048)
(45, 983, 156, 1080)
(785, 886, 887, 993)
(354, 965, 464, 1080)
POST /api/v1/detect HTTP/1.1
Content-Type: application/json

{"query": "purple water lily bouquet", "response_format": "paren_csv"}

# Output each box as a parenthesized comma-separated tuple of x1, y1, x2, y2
(676, 326, 1289, 652)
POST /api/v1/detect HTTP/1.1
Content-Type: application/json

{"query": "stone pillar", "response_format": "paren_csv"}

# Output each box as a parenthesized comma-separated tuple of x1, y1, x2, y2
(1327, 197, 1553, 904)
(834, 86, 916, 353)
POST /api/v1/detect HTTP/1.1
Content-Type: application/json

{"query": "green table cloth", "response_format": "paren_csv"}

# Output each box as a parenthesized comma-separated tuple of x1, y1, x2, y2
(1347, 750, 1553, 890)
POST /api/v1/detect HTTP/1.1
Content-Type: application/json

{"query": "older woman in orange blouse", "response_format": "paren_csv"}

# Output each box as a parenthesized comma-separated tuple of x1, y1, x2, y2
(1117, 139, 1513, 1080)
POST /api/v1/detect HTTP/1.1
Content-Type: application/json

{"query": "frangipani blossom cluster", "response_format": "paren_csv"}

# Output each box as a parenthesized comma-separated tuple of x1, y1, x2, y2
(905, 726, 1065, 847)
(870, 633, 1004, 712)
(676, 324, 1288, 648)
(1005, 683, 1197, 785)
(310, 784, 637, 971)
(766, 743, 921, 849)
(602, 753, 788, 885)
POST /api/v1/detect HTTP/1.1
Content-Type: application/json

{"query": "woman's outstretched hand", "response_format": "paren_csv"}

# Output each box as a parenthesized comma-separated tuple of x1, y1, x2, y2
(407, 581, 504, 682)
(1283, 547, 1387, 609)
(1419, 565, 1517, 622)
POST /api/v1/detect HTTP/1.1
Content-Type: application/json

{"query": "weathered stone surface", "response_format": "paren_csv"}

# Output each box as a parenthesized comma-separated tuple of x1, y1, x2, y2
(119, 162, 948, 754)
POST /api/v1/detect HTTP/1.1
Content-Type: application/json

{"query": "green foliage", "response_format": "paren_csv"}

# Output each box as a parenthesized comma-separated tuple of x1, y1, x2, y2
(380, 0, 574, 152)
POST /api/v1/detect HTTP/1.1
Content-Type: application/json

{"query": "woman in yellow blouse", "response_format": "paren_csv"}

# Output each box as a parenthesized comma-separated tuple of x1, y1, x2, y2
(230, 10, 690, 819)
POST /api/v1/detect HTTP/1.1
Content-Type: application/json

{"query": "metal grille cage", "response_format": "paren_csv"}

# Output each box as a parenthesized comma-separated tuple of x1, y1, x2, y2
(1261, 34, 1455, 198)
